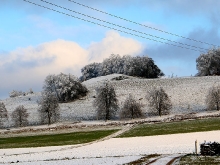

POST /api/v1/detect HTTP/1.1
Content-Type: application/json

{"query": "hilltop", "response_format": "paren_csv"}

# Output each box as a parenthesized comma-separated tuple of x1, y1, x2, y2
(2, 74, 220, 127)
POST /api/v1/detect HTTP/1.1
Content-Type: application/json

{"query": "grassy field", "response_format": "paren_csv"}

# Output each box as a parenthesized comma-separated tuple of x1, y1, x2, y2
(118, 117, 220, 137)
(178, 154, 220, 164)
(0, 129, 118, 149)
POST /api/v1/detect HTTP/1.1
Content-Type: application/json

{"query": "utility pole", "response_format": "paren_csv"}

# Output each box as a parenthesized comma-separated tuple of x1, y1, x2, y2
(195, 140, 198, 155)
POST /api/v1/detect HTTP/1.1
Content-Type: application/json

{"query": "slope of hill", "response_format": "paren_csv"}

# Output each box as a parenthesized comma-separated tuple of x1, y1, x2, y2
(1, 74, 220, 127)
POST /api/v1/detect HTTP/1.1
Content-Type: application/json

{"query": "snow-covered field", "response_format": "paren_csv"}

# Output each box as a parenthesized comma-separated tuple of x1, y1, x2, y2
(2, 74, 220, 127)
(1, 75, 220, 164)
(1, 130, 220, 164)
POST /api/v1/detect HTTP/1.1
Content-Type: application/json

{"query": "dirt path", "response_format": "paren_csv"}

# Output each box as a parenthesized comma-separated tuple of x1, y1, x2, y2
(58, 123, 135, 151)
(0, 124, 135, 157)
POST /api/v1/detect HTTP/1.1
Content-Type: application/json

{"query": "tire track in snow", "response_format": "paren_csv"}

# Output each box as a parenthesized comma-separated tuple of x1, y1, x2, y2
(146, 154, 184, 165)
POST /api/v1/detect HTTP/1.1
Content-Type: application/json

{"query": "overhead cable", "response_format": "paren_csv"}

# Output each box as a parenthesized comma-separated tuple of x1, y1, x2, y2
(68, 0, 218, 47)
(23, 0, 205, 53)
(40, 0, 208, 52)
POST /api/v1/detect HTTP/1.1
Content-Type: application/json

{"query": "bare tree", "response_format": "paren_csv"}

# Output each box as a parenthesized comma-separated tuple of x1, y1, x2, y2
(120, 94, 143, 119)
(0, 102, 8, 128)
(146, 87, 172, 116)
(93, 81, 119, 121)
(206, 85, 220, 111)
(38, 92, 60, 125)
(9, 90, 25, 97)
(11, 105, 29, 127)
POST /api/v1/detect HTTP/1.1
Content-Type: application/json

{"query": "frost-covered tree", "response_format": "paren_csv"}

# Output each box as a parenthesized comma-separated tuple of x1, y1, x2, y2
(38, 91, 60, 125)
(81, 62, 101, 81)
(146, 58, 165, 78)
(101, 54, 124, 76)
(11, 105, 29, 127)
(26, 88, 34, 95)
(206, 85, 220, 111)
(125, 56, 164, 78)
(146, 87, 172, 116)
(121, 55, 133, 75)
(120, 94, 143, 119)
(9, 90, 25, 97)
(196, 48, 220, 76)
(0, 102, 8, 128)
(43, 73, 88, 102)
(81, 54, 164, 80)
(93, 81, 119, 121)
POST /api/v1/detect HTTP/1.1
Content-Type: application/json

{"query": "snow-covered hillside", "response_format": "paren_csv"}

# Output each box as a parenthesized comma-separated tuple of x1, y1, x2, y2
(2, 74, 220, 127)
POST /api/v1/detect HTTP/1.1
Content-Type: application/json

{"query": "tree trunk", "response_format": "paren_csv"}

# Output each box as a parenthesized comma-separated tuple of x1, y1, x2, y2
(217, 102, 219, 111)
(105, 90, 109, 122)
(131, 107, 134, 119)
(158, 103, 161, 117)
(47, 111, 51, 125)
(105, 106, 109, 122)
(19, 110, 22, 127)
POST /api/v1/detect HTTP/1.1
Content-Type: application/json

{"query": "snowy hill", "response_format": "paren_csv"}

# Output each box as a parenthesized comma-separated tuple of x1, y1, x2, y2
(2, 74, 220, 127)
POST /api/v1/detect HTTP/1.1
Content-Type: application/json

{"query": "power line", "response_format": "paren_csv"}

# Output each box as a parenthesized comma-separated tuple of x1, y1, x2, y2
(40, 0, 208, 52)
(23, 0, 204, 53)
(68, 0, 218, 47)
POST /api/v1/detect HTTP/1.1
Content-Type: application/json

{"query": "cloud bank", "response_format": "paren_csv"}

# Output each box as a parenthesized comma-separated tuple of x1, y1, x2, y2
(144, 22, 220, 77)
(0, 31, 143, 98)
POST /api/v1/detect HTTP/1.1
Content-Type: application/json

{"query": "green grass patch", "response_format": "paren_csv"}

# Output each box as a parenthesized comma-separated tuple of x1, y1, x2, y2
(0, 129, 118, 149)
(179, 154, 220, 164)
(118, 117, 220, 137)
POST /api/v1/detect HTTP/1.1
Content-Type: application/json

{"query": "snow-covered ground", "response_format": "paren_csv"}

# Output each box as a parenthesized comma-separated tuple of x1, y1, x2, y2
(2, 74, 220, 127)
(1, 75, 220, 164)
(0, 130, 219, 164)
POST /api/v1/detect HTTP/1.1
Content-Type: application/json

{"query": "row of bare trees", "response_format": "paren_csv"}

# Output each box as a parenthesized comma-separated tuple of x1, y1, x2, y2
(0, 98, 59, 128)
(93, 81, 172, 121)
(0, 104, 29, 128)
(1, 73, 87, 127)
(93, 81, 220, 121)
(2, 81, 220, 128)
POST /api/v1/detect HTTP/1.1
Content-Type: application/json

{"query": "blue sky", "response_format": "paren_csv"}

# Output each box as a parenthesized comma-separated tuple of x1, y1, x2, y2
(1, 0, 220, 99)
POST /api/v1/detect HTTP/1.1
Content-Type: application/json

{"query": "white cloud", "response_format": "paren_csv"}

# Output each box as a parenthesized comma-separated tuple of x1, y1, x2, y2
(0, 39, 89, 98)
(0, 31, 143, 98)
(88, 31, 144, 62)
